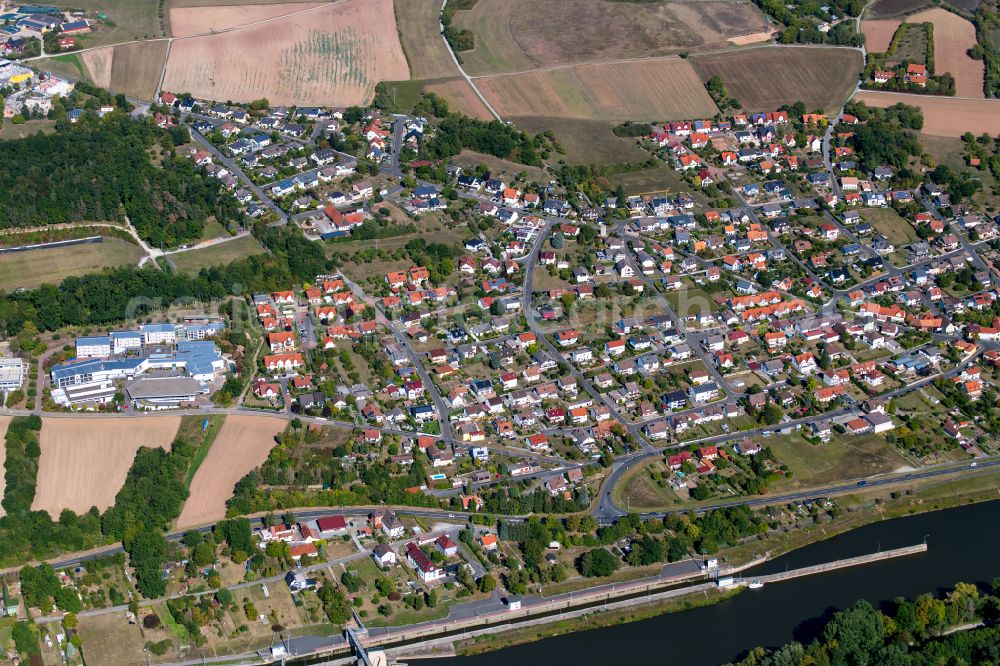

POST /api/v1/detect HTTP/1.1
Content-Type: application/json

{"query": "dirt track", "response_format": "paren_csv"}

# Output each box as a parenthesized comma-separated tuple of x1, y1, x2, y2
(33, 417, 180, 516)
(176, 414, 285, 529)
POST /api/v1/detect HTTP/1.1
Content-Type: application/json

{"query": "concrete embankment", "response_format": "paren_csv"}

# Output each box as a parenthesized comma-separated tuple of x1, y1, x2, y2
(380, 544, 928, 660)
(754, 543, 928, 584)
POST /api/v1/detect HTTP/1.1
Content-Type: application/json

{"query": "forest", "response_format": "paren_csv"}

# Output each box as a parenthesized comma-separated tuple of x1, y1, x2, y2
(0, 114, 242, 248)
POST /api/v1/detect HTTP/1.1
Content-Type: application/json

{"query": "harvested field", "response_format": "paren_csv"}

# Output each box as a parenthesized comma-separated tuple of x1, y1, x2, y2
(728, 30, 775, 46)
(455, 0, 768, 76)
(0, 237, 143, 291)
(476, 57, 718, 122)
(169, 2, 323, 37)
(861, 19, 901, 52)
(33, 417, 180, 516)
(423, 77, 495, 120)
(162, 0, 409, 105)
(0, 416, 11, 517)
(855, 91, 1000, 137)
(80, 46, 113, 88)
(395, 0, 457, 80)
(511, 116, 650, 165)
(108, 41, 170, 100)
(905, 8, 984, 97)
(176, 415, 285, 528)
(691, 47, 863, 114)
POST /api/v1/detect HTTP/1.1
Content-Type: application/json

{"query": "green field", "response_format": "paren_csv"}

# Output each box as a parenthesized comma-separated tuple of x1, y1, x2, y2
(511, 116, 650, 166)
(766, 431, 912, 490)
(0, 237, 142, 290)
(168, 235, 265, 274)
(46, 0, 165, 45)
(860, 207, 919, 245)
(36, 53, 90, 82)
(0, 119, 56, 141)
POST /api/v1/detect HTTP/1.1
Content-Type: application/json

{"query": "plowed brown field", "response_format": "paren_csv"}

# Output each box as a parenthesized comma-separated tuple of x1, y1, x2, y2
(176, 415, 285, 529)
(162, 0, 408, 105)
(475, 57, 718, 122)
(33, 417, 180, 516)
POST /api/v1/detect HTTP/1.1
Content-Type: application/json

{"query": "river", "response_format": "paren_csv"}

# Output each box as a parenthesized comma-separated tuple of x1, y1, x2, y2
(423, 500, 1000, 666)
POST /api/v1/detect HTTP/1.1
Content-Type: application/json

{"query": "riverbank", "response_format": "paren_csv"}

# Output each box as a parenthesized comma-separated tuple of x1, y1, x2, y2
(410, 475, 1000, 663)
(453, 587, 744, 657)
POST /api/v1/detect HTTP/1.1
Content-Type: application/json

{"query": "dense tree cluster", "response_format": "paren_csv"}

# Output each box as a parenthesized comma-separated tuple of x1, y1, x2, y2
(845, 101, 924, 172)
(423, 114, 549, 166)
(0, 223, 330, 339)
(729, 581, 1000, 665)
(0, 114, 242, 248)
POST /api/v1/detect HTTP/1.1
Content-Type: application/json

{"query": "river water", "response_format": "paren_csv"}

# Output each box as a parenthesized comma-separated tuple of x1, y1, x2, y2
(424, 500, 1000, 666)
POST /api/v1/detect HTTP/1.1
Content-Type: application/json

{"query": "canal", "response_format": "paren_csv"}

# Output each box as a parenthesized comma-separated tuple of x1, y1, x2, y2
(424, 500, 1000, 666)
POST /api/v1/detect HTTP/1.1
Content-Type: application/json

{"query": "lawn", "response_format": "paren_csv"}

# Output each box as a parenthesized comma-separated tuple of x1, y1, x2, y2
(182, 414, 225, 489)
(607, 164, 701, 200)
(664, 280, 729, 317)
(169, 235, 265, 274)
(860, 207, 919, 246)
(766, 431, 913, 490)
(36, 53, 89, 82)
(0, 237, 142, 290)
(78, 612, 149, 666)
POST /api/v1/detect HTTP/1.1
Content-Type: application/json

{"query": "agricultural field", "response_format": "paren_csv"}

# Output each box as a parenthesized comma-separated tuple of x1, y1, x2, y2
(168, 2, 322, 37)
(107, 40, 171, 100)
(423, 78, 495, 120)
(46, 0, 166, 46)
(855, 91, 1000, 136)
(176, 414, 286, 529)
(162, 0, 409, 105)
(690, 47, 864, 114)
(394, 0, 458, 80)
(861, 20, 902, 53)
(475, 57, 718, 122)
(510, 117, 650, 165)
(861, 207, 919, 246)
(905, 8, 984, 97)
(80, 46, 113, 87)
(0, 417, 10, 517)
(0, 237, 144, 291)
(168, 235, 266, 274)
(33, 416, 181, 516)
(866, 0, 931, 19)
(454, 0, 769, 76)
